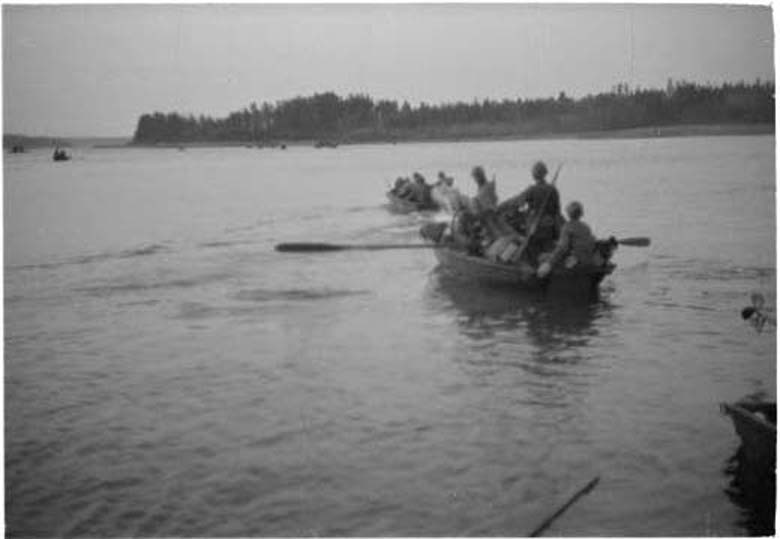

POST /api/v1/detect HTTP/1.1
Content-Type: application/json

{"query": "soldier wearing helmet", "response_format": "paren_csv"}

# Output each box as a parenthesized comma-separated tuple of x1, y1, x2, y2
(537, 200, 597, 278)
(532, 161, 548, 181)
(497, 160, 563, 257)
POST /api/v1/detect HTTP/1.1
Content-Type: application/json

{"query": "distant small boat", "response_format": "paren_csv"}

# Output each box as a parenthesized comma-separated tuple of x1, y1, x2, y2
(386, 191, 439, 213)
(315, 140, 338, 148)
(722, 400, 776, 474)
(52, 148, 71, 161)
(9, 145, 25, 154)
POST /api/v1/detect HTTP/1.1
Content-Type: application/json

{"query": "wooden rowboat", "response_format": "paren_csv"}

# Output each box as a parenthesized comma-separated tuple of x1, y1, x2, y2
(431, 241, 615, 297)
(386, 191, 439, 213)
(722, 400, 776, 534)
(722, 400, 776, 474)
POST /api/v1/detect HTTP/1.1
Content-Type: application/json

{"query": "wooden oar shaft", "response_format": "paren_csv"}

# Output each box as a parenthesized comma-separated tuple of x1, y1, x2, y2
(275, 242, 438, 252)
(616, 237, 650, 247)
(529, 476, 600, 537)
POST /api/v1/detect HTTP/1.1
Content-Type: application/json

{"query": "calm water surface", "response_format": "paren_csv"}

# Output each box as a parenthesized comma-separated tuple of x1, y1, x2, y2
(5, 136, 775, 536)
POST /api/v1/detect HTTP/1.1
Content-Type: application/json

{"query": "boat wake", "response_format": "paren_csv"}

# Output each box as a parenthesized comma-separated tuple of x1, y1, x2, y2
(232, 288, 370, 303)
(75, 272, 231, 298)
(8, 242, 173, 272)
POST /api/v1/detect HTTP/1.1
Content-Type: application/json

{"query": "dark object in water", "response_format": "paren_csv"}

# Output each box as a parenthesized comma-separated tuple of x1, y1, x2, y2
(722, 400, 776, 535)
(314, 140, 338, 148)
(741, 293, 771, 332)
(386, 191, 439, 213)
(9, 145, 25, 153)
(724, 445, 776, 536)
(52, 148, 71, 161)
(722, 401, 776, 475)
(529, 476, 601, 537)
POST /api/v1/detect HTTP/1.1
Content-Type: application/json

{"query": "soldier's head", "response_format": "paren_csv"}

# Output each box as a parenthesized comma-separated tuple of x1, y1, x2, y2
(532, 161, 548, 182)
(566, 201, 584, 220)
(471, 166, 487, 186)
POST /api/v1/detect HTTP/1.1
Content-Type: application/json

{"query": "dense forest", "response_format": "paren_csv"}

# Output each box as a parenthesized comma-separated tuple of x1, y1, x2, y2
(3, 134, 68, 149)
(132, 80, 774, 145)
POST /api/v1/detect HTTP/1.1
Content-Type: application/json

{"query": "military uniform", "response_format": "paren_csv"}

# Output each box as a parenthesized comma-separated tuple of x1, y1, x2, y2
(549, 220, 597, 267)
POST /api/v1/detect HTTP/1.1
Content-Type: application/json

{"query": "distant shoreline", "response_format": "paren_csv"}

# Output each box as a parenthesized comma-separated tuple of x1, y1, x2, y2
(5, 123, 773, 151)
(555, 122, 774, 140)
(127, 122, 773, 148)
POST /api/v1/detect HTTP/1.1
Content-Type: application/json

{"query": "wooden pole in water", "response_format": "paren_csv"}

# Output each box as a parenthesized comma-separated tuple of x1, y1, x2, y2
(528, 476, 600, 537)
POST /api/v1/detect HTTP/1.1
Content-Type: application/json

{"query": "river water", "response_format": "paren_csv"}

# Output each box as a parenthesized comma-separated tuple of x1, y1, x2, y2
(5, 135, 776, 536)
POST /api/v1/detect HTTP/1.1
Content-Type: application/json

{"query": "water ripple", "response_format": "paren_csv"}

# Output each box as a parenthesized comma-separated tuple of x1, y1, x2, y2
(75, 272, 231, 297)
(8, 242, 173, 272)
(233, 287, 370, 302)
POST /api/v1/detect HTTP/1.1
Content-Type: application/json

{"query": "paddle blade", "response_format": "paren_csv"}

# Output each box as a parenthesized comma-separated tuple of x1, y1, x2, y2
(617, 237, 651, 247)
(275, 242, 346, 252)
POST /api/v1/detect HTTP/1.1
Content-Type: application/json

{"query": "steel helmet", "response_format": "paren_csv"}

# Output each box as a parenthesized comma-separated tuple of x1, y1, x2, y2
(532, 161, 548, 180)
(566, 201, 583, 220)
(471, 166, 487, 184)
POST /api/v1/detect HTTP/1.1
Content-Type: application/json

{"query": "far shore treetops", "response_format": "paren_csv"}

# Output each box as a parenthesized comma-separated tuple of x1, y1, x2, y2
(132, 79, 774, 145)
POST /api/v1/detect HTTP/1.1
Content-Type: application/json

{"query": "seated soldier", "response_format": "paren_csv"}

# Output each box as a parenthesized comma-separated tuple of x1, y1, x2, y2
(537, 201, 596, 278)
(411, 172, 433, 206)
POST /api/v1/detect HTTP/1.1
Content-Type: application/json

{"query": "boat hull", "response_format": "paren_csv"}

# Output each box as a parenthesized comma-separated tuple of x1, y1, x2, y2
(432, 245, 613, 296)
(722, 401, 776, 473)
(386, 191, 438, 213)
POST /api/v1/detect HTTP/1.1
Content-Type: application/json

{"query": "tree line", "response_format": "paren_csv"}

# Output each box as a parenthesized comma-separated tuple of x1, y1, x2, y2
(132, 79, 774, 144)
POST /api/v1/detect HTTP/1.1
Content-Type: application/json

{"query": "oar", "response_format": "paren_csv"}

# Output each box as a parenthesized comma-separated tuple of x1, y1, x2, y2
(275, 242, 439, 252)
(529, 476, 601, 537)
(616, 236, 650, 247)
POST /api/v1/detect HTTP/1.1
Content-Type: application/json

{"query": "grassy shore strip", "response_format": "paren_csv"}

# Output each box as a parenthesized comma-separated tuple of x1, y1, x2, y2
(572, 122, 774, 140)
(343, 122, 775, 144)
(131, 123, 774, 149)
(8, 123, 772, 151)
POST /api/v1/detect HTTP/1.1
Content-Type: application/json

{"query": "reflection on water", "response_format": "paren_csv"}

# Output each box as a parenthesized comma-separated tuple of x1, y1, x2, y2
(426, 268, 614, 351)
(424, 269, 616, 417)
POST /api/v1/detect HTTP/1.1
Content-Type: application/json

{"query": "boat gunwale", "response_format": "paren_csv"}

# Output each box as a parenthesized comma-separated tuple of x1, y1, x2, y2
(722, 402, 777, 434)
(386, 191, 439, 212)
(431, 241, 614, 284)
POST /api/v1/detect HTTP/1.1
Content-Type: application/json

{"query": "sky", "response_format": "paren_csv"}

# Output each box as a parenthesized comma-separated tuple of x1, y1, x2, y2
(2, 3, 775, 137)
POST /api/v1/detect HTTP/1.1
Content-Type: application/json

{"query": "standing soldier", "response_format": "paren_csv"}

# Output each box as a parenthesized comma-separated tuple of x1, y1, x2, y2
(498, 160, 563, 259)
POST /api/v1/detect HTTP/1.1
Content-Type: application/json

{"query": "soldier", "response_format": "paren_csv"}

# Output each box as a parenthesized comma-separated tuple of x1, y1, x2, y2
(498, 160, 563, 258)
